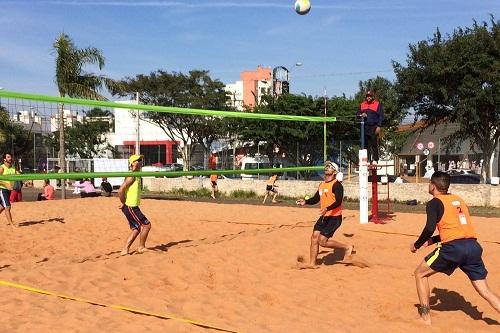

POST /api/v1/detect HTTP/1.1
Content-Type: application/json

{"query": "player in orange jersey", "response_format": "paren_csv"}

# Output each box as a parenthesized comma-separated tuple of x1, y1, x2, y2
(411, 171, 500, 325)
(296, 161, 353, 269)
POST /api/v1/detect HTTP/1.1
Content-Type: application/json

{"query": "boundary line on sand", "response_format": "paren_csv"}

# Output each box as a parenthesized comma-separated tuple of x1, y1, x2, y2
(0, 280, 243, 333)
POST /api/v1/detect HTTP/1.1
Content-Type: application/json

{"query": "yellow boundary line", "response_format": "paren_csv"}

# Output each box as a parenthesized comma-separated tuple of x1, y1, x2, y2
(0, 280, 243, 333)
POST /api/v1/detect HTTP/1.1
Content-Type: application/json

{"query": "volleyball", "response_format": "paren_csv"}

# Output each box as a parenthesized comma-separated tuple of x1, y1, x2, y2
(294, 0, 311, 15)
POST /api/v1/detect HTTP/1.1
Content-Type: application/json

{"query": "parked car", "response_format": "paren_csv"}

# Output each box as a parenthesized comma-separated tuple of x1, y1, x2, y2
(141, 165, 171, 177)
(189, 164, 205, 171)
(170, 163, 184, 171)
(445, 169, 481, 184)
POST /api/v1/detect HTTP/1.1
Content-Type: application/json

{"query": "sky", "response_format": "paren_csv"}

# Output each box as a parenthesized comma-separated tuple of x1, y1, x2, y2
(1, 0, 499, 98)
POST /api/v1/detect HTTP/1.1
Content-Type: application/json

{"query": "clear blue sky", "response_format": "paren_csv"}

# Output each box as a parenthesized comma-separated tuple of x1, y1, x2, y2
(1, 0, 498, 98)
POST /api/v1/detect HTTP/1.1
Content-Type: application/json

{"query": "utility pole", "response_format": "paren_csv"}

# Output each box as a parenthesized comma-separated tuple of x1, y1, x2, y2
(59, 103, 66, 199)
(323, 87, 327, 162)
(135, 92, 140, 155)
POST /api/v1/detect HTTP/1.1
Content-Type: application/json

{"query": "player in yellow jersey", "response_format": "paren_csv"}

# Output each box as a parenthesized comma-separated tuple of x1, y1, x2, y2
(118, 155, 152, 256)
(0, 153, 17, 227)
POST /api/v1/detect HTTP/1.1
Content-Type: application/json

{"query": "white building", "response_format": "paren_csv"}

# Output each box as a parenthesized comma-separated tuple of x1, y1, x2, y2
(11, 110, 51, 134)
(224, 81, 244, 111)
(50, 109, 84, 132)
(108, 100, 180, 165)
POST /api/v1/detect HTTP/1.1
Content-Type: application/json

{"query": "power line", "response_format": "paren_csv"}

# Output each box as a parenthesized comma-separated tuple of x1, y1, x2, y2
(294, 69, 394, 79)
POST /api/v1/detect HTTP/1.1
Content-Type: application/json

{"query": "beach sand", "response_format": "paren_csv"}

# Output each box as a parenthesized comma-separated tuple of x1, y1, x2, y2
(0, 198, 499, 332)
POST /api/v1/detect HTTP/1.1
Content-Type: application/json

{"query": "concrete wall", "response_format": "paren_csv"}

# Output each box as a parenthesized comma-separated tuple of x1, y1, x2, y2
(31, 177, 498, 207)
(142, 177, 500, 208)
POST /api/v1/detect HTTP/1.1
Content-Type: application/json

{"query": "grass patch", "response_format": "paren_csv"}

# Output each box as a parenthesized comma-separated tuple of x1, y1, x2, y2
(231, 189, 258, 199)
(168, 187, 212, 197)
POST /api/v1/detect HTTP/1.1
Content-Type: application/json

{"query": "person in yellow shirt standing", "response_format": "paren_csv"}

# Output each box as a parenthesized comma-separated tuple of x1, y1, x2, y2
(296, 161, 353, 269)
(0, 153, 17, 227)
(118, 155, 151, 256)
(263, 173, 279, 204)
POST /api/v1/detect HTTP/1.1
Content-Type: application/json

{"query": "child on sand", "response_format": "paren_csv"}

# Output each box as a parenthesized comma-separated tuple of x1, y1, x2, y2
(263, 173, 279, 204)
(210, 173, 218, 199)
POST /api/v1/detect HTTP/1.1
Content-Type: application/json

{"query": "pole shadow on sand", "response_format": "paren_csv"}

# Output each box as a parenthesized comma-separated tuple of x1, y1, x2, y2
(18, 217, 65, 227)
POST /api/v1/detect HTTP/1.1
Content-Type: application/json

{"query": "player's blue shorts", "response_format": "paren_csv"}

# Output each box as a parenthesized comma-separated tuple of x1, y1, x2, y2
(425, 238, 487, 281)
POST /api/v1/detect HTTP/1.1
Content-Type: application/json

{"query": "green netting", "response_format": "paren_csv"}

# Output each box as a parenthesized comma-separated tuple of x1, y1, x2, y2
(0, 166, 323, 181)
(0, 90, 336, 123)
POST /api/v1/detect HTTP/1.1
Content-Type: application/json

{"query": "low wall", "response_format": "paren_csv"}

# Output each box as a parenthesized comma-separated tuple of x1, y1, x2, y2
(143, 177, 500, 208)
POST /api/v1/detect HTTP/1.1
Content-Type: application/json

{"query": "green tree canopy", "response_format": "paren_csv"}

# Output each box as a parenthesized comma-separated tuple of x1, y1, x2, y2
(394, 16, 500, 180)
(119, 69, 230, 170)
(0, 106, 32, 163)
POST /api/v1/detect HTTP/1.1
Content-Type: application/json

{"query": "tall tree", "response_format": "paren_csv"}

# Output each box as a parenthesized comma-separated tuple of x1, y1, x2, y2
(120, 70, 229, 170)
(53, 33, 118, 197)
(0, 106, 32, 162)
(394, 16, 500, 181)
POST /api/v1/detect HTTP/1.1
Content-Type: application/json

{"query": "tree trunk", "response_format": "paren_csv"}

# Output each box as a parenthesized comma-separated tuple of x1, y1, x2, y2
(497, 141, 500, 178)
(181, 144, 190, 171)
(58, 103, 66, 199)
(481, 149, 494, 183)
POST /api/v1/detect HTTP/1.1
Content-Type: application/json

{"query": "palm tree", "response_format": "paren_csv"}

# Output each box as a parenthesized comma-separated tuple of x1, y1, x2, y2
(53, 33, 118, 199)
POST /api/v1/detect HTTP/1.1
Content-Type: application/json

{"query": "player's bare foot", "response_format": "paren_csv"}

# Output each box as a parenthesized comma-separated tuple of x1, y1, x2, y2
(345, 245, 354, 258)
(136, 247, 150, 254)
(298, 264, 320, 270)
(417, 316, 432, 325)
(272, 200, 278, 204)
(120, 249, 130, 256)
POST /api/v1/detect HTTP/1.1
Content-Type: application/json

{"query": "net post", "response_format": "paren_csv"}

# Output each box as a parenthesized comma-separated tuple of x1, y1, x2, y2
(359, 149, 369, 224)
(370, 166, 380, 223)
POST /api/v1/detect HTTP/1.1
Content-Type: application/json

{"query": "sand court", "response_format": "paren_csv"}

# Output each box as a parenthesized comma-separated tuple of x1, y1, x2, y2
(1, 198, 499, 332)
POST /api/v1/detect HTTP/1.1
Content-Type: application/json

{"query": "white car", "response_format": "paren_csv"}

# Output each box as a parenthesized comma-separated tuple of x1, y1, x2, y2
(141, 165, 170, 177)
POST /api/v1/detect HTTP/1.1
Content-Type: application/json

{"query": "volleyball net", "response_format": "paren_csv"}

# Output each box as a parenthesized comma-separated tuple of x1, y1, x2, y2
(0, 90, 358, 183)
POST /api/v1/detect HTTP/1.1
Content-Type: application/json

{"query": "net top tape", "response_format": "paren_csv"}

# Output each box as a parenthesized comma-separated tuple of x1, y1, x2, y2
(0, 90, 337, 123)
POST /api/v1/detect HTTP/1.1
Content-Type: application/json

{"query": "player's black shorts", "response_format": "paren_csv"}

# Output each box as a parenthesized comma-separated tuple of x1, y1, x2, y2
(121, 205, 151, 230)
(211, 181, 217, 187)
(0, 188, 11, 208)
(425, 238, 487, 281)
(313, 215, 342, 238)
(266, 185, 276, 192)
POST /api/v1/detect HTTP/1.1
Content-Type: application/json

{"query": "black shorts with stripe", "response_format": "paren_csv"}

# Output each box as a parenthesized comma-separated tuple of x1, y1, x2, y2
(266, 185, 276, 193)
(425, 238, 488, 281)
(121, 205, 151, 230)
(0, 188, 11, 208)
(313, 215, 342, 238)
